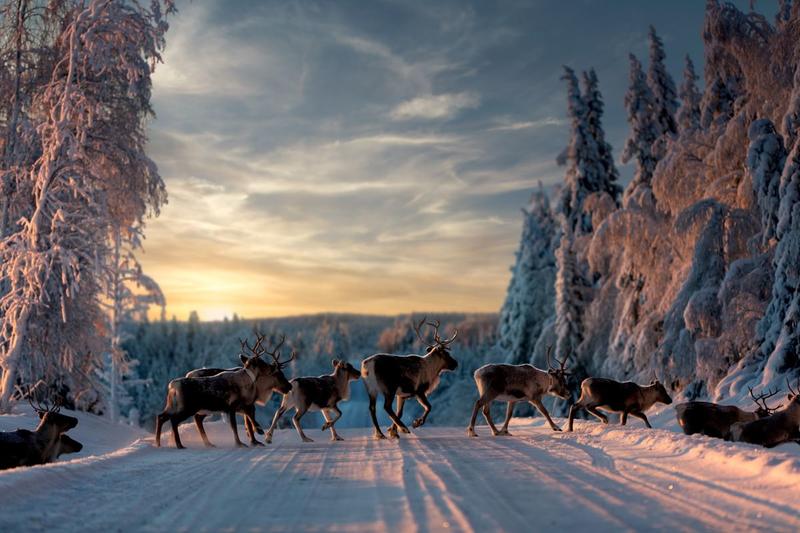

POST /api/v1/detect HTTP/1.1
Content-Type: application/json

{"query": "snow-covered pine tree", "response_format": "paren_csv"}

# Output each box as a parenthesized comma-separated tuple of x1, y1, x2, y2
(747, 119, 787, 247)
(103, 225, 165, 422)
(554, 222, 585, 364)
(677, 55, 702, 132)
(755, 137, 800, 381)
(783, 64, 800, 148)
(622, 54, 659, 196)
(0, 0, 172, 410)
(646, 26, 678, 158)
(498, 185, 558, 364)
(582, 69, 622, 205)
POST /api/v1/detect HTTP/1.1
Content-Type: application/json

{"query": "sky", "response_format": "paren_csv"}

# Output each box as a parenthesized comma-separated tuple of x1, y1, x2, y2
(140, 0, 762, 321)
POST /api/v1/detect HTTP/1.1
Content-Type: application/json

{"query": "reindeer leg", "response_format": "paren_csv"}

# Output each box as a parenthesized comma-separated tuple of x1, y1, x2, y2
(482, 404, 501, 436)
(567, 402, 579, 432)
(531, 399, 561, 432)
(382, 389, 409, 434)
(265, 399, 289, 444)
(194, 415, 215, 447)
(241, 405, 263, 446)
(155, 413, 167, 447)
(620, 410, 628, 426)
(227, 410, 247, 447)
(292, 406, 313, 442)
(388, 396, 406, 439)
(629, 411, 652, 429)
(498, 401, 516, 436)
(412, 393, 431, 428)
(467, 397, 486, 437)
(170, 415, 186, 449)
(368, 394, 386, 440)
(324, 407, 344, 441)
(585, 404, 609, 424)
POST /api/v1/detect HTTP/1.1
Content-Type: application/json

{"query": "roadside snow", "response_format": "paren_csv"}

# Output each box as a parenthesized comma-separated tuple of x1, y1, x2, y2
(1, 407, 799, 532)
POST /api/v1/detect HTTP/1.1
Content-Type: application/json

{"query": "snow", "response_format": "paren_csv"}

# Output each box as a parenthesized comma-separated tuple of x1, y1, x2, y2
(1, 408, 799, 532)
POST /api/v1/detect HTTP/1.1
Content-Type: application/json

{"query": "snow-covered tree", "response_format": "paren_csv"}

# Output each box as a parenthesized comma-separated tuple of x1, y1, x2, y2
(783, 64, 800, 148)
(0, 0, 172, 410)
(747, 119, 787, 247)
(582, 69, 622, 204)
(755, 138, 800, 380)
(498, 186, 558, 364)
(102, 226, 165, 422)
(622, 54, 659, 195)
(677, 55, 702, 132)
(554, 223, 585, 364)
(647, 26, 678, 157)
(559, 66, 618, 233)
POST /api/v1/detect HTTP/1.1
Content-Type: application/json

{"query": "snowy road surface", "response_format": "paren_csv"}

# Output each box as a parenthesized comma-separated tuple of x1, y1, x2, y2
(1, 413, 799, 532)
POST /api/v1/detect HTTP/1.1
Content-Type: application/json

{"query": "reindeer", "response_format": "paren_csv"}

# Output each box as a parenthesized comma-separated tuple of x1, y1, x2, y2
(467, 346, 570, 437)
(53, 434, 83, 459)
(184, 337, 283, 446)
(567, 377, 672, 431)
(730, 379, 800, 448)
(675, 386, 782, 439)
(0, 397, 79, 470)
(265, 358, 361, 443)
(155, 333, 294, 449)
(361, 318, 458, 439)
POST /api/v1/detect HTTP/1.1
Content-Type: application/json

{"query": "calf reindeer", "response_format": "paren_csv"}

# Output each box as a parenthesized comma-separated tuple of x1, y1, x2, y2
(0, 398, 79, 470)
(54, 434, 84, 459)
(675, 386, 781, 439)
(155, 333, 294, 449)
(467, 347, 570, 437)
(265, 359, 361, 443)
(730, 379, 800, 448)
(362, 318, 458, 439)
(567, 377, 672, 431)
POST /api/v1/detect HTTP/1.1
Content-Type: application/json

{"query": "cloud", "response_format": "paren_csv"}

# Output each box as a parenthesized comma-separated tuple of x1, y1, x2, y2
(488, 117, 567, 132)
(390, 92, 481, 120)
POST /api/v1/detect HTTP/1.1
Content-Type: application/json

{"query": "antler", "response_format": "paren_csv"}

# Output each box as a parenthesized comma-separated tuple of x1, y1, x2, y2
(787, 378, 799, 398)
(263, 334, 286, 359)
(749, 386, 782, 414)
(546, 345, 569, 373)
(412, 316, 428, 343)
(413, 317, 457, 346)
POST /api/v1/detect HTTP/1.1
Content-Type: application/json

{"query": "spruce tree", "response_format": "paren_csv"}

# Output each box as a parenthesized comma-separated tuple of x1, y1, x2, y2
(622, 54, 659, 193)
(677, 55, 702, 132)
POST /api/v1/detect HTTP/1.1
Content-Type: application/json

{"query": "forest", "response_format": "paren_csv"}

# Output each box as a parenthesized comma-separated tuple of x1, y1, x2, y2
(0, 0, 799, 430)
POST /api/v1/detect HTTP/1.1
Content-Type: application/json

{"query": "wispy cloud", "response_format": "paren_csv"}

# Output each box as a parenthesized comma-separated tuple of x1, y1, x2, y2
(390, 92, 481, 120)
(488, 117, 567, 132)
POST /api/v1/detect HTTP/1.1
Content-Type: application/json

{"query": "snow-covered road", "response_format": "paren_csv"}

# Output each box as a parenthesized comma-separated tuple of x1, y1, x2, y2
(1, 414, 799, 532)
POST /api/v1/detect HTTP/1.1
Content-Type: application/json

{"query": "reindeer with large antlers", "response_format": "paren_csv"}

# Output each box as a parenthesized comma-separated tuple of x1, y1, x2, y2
(467, 346, 570, 437)
(567, 375, 672, 431)
(0, 393, 79, 470)
(730, 378, 800, 448)
(361, 317, 458, 439)
(155, 333, 294, 449)
(184, 334, 291, 446)
(675, 386, 783, 440)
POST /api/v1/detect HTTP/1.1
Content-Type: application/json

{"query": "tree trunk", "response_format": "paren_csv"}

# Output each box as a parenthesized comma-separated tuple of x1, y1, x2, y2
(0, 307, 29, 411)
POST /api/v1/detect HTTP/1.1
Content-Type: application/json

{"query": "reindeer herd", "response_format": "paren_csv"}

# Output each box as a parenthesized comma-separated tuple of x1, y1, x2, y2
(1, 317, 799, 470)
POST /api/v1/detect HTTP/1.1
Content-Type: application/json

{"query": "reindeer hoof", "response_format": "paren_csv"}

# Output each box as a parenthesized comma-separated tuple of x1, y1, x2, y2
(400, 426, 411, 434)
(176, 444, 185, 450)
(412, 418, 424, 428)
(499, 430, 513, 436)
(302, 437, 314, 443)
(204, 443, 217, 448)
(333, 435, 344, 441)
(251, 441, 265, 447)
(467, 429, 478, 437)
(374, 432, 387, 440)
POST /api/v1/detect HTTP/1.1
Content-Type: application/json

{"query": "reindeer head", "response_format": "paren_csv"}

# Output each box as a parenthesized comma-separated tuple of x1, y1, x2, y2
(239, 333, 294, 398)
(748, 386, 782, 418)
(29, 395, 78, 433)
(545, 346, 571, 400)
(649, 379, 673, 405)
(332, 358, 361, 381)
(414, 317, 458, 371)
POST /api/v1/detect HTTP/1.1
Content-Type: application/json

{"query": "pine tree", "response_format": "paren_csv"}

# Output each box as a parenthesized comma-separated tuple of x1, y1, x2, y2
(677, 55, 702, 132)
(582, 69, 622, 204)
(747, 119, 787, 247)
(498, 186, 558, 364)
(647, 26, 678, 149)
(554, 223, 585, 363)
(783, 65, 800, 148)
(622, 54, 659, 194)
(756, 138, 800, 376)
